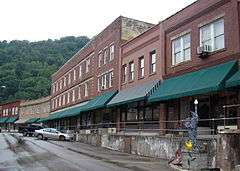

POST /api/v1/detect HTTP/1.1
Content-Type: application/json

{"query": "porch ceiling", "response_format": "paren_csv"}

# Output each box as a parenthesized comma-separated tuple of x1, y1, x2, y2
(148, 60, 238, 103)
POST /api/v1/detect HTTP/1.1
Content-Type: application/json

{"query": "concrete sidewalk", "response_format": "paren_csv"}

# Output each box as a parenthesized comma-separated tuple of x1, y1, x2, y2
(48, 140, 175, 171)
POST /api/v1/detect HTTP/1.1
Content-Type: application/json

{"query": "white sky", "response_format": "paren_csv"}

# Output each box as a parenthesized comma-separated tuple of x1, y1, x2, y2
(0, 0, 196, 41)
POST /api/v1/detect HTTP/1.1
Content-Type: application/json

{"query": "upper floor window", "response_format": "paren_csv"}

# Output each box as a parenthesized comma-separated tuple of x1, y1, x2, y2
(84, 83, 88, 97)
(98, 52, 103, 67)
(79, 65, 82, 78)
(150, 50, 156, 74)
(52, 100, 55, 109)
(72, 89, 75, 102)
(129, 62, 134, 81)
(56, 82, 59, 92)
(68, 73, 71, 85)
(172, 33, 191, 65)
(64, 77, 66, 87)
(78, 86, 81, 99)
(139, 57, 144, 78)
(60, 80, 62, 90)
(200, 18, 224, 52)
(86, 58, 90, 73)
(12, 108, 15, 115)
(67, 92, 70, 104)
(122, 65, 127, 83)
(103, 49, 108, 65)
(109, 71, 113, 88)
(109, 44, 114, 61)
(58, 96, 62, 107)
(55, 98, 58, 108)
(62, 94, 66, 106)
(73, 69, 76, 81)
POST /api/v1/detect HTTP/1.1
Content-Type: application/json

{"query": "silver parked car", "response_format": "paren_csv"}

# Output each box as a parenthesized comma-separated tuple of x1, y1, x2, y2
(35, 128, 73, 141)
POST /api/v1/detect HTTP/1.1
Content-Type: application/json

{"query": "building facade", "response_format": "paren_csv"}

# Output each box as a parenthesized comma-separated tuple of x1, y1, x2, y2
(42, 0, 240, 135)
(17, 96, 51, 124)
(0, 100, 22, 131)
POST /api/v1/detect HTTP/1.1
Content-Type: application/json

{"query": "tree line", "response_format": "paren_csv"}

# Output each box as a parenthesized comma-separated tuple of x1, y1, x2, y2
(0, 36, 90, 103)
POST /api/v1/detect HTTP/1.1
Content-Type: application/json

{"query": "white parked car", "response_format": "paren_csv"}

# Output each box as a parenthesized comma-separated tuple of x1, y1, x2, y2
(35, 128, 74, 141)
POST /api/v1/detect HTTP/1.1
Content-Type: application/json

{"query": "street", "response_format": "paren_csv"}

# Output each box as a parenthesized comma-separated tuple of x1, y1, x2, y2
(0, 133, 174, 171)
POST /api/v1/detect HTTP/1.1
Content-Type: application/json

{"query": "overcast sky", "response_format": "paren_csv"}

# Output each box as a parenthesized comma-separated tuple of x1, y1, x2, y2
(0, 0, 196, 41)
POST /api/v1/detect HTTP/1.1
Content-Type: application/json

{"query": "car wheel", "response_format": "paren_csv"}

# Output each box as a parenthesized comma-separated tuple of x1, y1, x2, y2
(37, 134, 43, 140)
(44, 137, 48, 141)
(59, 135, 65, 141)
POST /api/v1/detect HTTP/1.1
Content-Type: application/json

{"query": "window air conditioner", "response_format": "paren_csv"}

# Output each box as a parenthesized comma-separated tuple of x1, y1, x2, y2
(197, 45, 212, 58)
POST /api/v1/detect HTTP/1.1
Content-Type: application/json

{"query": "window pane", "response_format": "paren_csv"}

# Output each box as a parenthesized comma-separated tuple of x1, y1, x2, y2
(145, 107, 152, 120)
(173, 39, 181, 53)
(151, 53, 156, 63)
(152, 64, 156, 73)
(175, 52, 182, 64)
(214, 19, 224, 37)
(183, 34, 190, 49)
(201, 25, 211, 42)
(215, 35, 224, 50)
(127, 108, 138, 121)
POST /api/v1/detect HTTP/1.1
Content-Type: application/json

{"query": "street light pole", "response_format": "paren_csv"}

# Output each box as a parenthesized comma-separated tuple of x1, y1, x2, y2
(194, 99, 198, 114)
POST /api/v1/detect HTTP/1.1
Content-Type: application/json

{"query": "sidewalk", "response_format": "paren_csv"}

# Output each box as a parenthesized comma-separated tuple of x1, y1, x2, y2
(48, 140, 175, 171)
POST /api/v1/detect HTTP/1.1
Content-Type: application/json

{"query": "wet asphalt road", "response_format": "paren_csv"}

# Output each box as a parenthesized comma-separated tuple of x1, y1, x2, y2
(0, 133, 173, 171)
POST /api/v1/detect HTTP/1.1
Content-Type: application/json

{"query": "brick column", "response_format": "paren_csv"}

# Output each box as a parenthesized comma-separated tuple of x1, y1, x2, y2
(159, 103, 167, 135)
(116, 108, 121, 133)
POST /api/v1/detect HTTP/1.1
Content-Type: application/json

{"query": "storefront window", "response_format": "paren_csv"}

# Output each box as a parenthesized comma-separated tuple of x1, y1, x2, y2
(145, 107, 152, 120)
(153, 106, 160, 120)
(127, 108, 138, 121)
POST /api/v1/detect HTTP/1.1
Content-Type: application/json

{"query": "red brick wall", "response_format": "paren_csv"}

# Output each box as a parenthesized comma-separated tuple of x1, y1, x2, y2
(0, 101, 21, 118)
(162, 0, 240, 78)
(120, 25, 162, 89)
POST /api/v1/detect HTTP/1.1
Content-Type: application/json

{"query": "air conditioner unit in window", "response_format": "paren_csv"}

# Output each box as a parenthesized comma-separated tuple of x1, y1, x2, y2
(197, 45, 212, 58)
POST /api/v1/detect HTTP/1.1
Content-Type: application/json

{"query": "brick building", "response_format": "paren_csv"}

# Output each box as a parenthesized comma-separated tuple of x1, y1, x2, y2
(44, 17, 154, 130)
(16, 96, 51, 124)
(0, 100, 23, 131)
(42, 0, 240, 134)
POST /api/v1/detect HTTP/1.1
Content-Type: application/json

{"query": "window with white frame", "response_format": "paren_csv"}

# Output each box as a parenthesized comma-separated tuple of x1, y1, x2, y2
(98, 52, 103, 67)
(86, 58, 90, 73)
(62, 94, 65, 105)
(103, 49, 108, 65)
(150, 50, 156, 74)
(73, 69, 76, 81)
(200, 18, 224, 52)
(60, 80, 62, 90)
(12, 108, 15, 115)
(122, 65, 127, 83)
(64, 76, 66, 87)
(109, 44, 114, 61)
(129, 62, 134, 81)
(109, 71, 113, 87)
(139, 57, 144, 78)
(79, 65, 82, 78)
(59, 96, 61, 107)
(72, 89, 75, 102)
(68, 73, 71, 85)
(97, 77, 101, 92)
(78, 86, 81, 99)
(172, 33, 191, 65)
(84, 83, 88, 97)
(52, 100, 55, 109)
(67, 92, 70, 103)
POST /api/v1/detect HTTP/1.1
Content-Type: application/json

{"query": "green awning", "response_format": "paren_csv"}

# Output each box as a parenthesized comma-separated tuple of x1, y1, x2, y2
(5, 117, 18, 123)
(107, 80, 160, 107)
(148, 60, 238, 102)
(0, 117, 9, 123)
(82, 91, 117, 112)
(25, 118, 40, 124)
(43, 101, 89, 122)
(226, 70, 240, 88)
